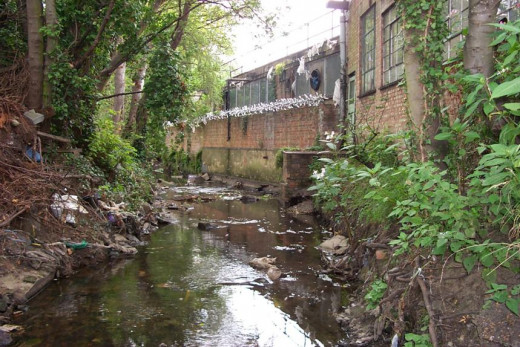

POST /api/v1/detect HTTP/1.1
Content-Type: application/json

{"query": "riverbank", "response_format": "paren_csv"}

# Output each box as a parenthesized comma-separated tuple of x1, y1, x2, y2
(316, 214, 520, 346)
(0, 195, 157, 345)
(0, 146, 168, 345)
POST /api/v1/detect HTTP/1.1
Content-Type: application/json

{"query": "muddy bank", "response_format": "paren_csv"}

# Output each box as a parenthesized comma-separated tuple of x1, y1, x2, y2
(317, 222, 520, 347)
(0, 192, 166, 344)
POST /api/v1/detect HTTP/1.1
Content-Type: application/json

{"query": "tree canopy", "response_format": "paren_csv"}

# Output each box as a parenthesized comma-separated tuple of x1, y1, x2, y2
(1, 0, 274, 148)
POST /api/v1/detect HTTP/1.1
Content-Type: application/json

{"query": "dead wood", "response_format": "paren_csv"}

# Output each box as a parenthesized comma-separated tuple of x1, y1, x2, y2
(36, 131, 71, 143)
(415, 257, 439, 347)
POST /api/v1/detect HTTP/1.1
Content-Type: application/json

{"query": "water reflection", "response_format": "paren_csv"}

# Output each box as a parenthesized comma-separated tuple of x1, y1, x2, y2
(15, 196, 347, 346)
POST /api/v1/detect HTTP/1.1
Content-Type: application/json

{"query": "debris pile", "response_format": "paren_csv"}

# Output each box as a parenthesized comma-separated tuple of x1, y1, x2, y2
(0, 121, 158, 334)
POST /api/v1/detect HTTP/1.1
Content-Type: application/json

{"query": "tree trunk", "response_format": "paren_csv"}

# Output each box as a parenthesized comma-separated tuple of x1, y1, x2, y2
(124, 63, 147, 136)
(43, 0, 58, 108)
(464, 0, 501, 137)
(113, 62, 126, 132)
(26, 0, 44, 110)
(403, 28, 428, 162)
(133, 96, 148, 155)
(464, 0, 501, 76)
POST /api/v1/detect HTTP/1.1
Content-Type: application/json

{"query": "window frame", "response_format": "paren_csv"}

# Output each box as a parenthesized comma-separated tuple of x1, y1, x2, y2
(382, 5, 404, 86)
(498, 0, 520, 22)
(361, 5, 376, 96)
(444, 0, 469, 60)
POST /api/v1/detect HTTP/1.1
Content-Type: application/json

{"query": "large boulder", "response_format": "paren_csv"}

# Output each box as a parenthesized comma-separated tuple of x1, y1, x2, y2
(319, 235, 348, 255)
(249, 257, 277, 270)
(287, 200, 315, 215)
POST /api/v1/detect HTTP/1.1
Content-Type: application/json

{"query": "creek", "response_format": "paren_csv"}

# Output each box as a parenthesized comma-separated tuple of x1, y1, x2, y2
(13, 185, 349, 346)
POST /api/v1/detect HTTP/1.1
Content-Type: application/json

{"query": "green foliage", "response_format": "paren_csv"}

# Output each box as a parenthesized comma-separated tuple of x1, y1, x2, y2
(347, 129, 403, 167)
(486, 282, 520, 316)
(167, 149, 202, 175)
(143, 45, 189, 158)
(86, 114, 152, 209)
(88, 115, 137, 174)
(309, 132, 406, 228)
(36, 114, 150, 210)
(388, 161, 480, 256)
(404, 333, 432, 347)
(0, 0, 26, 67)
(310, 157, 407, 227)
(274, 62, 286, 76)
(49, 62, 98, 147)
(471, 125, 520, 232)
(98, 163, 153, 211)
(275, 147, 300, 169)
(176, 4, 232, 118)
(364, 279, 387, 310)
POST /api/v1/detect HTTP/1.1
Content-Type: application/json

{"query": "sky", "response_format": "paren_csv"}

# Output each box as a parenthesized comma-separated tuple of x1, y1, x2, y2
(227, 0, 342, 75)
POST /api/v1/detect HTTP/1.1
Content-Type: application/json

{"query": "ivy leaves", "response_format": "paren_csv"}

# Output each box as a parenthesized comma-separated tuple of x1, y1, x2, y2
(143, 45, 189, 157)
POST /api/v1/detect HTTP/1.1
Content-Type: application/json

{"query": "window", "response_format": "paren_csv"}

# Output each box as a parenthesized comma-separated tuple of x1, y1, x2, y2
(498, 0, 520, 22)
(347, 74, 356, 131)
(250, 80, 260, 105)
(259, 78, 267, 103)
(295, 70, 310, 96)
(382, 6, 404, 85)
(236, 85, 244, 107)
(444, 0, 469, 60)
(361, 6, 376, 95)
(229, 88, 237, 109)
(243, 83, 251, 106)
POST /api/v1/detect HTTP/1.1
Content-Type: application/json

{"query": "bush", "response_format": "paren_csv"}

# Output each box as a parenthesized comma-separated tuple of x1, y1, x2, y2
(88, 115, 137, 175)
(166, 149, 202, 175)
(87, 115, 152, 209)
(275, 147, 300, 169)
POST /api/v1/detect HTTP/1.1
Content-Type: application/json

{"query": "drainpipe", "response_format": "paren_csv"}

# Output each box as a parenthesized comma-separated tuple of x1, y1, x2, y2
(226, 80, 231, 141)
(339, 12, 347, 131)
(327, 1, 350, 145)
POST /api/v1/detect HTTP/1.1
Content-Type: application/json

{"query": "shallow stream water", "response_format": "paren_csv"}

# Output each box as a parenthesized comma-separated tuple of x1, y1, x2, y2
(13, 185, 349, 346)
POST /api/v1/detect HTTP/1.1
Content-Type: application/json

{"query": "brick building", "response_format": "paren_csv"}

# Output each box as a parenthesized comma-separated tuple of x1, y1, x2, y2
(346, 0, 408, 136)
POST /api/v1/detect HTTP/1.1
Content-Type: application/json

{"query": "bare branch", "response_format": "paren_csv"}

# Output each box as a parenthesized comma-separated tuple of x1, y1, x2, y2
(96, 90, 144, 101)
(73, 0, 116, 69)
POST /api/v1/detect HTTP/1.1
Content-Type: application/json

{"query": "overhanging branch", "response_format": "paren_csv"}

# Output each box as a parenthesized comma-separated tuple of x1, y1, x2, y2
(96, 90, 144, 101)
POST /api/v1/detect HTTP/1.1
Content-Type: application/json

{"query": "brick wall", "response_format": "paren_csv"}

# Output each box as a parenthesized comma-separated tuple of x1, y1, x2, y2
(168, 100, 340, 183)
(283, 151, 319, 189)
(185, 100, 338, 153)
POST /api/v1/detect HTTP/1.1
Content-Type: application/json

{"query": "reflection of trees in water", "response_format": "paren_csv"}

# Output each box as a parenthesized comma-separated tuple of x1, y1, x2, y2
(99, 223, 229, 346)
(16, 262, 129, 345)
